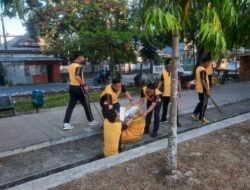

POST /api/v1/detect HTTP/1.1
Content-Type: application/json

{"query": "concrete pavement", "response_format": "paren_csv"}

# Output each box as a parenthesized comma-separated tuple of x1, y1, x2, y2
(0, 81, 249, 158)
(7, 113, 250, 190)
(2, 101, 250, 190)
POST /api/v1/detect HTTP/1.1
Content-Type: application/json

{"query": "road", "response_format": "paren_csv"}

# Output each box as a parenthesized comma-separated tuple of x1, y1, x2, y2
(0, 79, 105, 97)
(0, 74, 137, 96)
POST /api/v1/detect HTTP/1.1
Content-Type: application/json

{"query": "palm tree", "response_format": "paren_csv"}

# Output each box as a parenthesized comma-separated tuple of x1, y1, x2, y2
(144, 0, 238, 173)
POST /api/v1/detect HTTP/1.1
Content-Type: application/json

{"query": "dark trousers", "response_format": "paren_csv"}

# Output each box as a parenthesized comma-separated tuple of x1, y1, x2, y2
(161, 96, 181, 125)
(145, 101, 162, 133)
(193, 93, 208, 120)
(208, 75, 212, 88)
(64, 85, 94, 123)
(161, 96, 170, 121)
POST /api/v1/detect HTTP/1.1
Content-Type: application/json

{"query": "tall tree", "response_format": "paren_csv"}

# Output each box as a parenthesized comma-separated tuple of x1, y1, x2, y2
(145, 5, 181, 174)
(25, 0, 136, 78)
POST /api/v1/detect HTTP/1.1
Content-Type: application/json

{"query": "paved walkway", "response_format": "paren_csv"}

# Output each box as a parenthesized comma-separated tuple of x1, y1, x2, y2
(0, 81, 249, 157)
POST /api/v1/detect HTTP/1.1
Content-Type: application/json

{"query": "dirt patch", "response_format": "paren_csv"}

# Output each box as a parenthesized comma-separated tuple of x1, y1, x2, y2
(52, 120, 250, 190)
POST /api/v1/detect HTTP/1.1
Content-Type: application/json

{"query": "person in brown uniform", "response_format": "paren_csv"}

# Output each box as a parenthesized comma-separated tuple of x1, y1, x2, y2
(157, 58, 182, 126)
(63, 51, 99, 130)
(136, 83, 162, 138)
(191, 56, 211, 124)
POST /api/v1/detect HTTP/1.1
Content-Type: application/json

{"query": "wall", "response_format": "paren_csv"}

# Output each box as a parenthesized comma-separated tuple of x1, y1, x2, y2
(2, 61, 30, 85)
(24, 62, 48, 84)
(240, 55, 250, 81)
(50, 63, 61, 83)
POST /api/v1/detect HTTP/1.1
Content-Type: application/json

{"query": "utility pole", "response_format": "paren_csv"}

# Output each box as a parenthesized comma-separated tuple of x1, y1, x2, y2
(0, 13, 7, 50)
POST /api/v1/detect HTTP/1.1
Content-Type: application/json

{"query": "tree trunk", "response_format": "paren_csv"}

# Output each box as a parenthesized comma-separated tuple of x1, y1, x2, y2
(192, 44, 204, 78)
(0, 14, 7, 50)
(109, 43, 116, 79)
(165, 34, 179, 173)
(149, 58, 154, 74)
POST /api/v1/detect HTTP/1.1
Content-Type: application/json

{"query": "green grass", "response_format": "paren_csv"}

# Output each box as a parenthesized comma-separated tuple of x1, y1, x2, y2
(12, 86, 141, 114)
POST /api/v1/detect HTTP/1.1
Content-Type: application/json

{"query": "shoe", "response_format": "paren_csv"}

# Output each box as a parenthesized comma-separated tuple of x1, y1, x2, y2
(151, 131, 158, 138)
(88, 120, 99, 126)
(144, 127, 149, 134)
(62, 123, 74, 130)
(190, 114, 198, 121)
(200, 118, 210, 125)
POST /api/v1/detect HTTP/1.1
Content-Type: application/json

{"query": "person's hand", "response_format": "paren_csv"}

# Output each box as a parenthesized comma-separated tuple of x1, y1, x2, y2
(83, 85, 89, 92)
(108, 104, 113, 110)
(115, 111, 120, 119)
(205, 90, 211, 97)
(143, 112, 147, 117)
(178, 92, 181, 98)
(129, 99, 135, 106)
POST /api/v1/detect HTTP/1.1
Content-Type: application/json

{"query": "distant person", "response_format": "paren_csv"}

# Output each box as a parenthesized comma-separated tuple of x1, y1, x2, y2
(191, 56, 211, 124)
(101, 67, 110, 81)
(157, 58, 181, 127)
(136, 83, 162, 138)
(218, 58, 229, 84)
(63, 51, 99, 130)
(104, 67, 110, 80)
(134, 72, 143, 87)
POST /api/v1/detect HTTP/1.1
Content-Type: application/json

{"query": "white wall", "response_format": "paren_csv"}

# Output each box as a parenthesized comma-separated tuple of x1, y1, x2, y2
(2, 61, 28, 85)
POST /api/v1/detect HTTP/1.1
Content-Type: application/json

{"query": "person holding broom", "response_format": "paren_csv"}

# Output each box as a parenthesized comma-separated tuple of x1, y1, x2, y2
(191, 56, 211, 124)
(63, 51, 99, 130)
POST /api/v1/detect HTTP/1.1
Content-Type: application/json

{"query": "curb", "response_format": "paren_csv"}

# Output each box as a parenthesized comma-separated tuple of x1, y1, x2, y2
(179, 97, 250, 115)
(0, 97, 249, 159)
(0, 127, 102, 159)
(7, 112, 250, 190)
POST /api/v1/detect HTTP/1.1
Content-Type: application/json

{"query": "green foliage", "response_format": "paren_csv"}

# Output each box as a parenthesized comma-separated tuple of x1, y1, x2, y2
(130, 0, 173, 66)
(1, 0, 24, 18)
(199, 7, 227, 59)
(141, 0, 247, 60)
(25, 0, 136, 64)
(0, 0, 42, 18)
(224, 0, 250, 49)
(12, 86, 140, 114)
(145, 8, 181, 36)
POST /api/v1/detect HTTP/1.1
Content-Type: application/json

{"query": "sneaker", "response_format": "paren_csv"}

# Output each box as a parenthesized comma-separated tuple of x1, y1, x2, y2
(144, 127, 149, 134)
(62, 123, 74, 130)
(88, 120, 99, 126)
(200, 118, 210, 125)
(190, 114, 198, 121)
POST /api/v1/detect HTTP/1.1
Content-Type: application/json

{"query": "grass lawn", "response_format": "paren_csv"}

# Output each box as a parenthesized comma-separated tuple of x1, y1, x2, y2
(2, 86, 140, 115)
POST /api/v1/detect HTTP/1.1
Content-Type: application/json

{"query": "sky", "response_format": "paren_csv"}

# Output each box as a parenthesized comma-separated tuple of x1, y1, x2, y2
(1, 17, 26, 35)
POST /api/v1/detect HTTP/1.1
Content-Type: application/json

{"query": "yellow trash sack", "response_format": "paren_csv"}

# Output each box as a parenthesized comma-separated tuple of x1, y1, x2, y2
(121, 114, 145, 144)
(103, 118, 122, 157)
